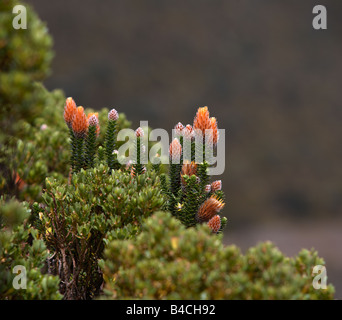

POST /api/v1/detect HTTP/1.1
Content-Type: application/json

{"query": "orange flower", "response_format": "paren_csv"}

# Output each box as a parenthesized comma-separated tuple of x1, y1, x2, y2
(210, 117, 219, 145)
(181, 161, 197, 185)
(181, 161, 197, 177)
(169, 138, 182, 163)
(72, 106, 88, 138)
(63, 97, 77, 128)
(196, 195, 225, 222)
(193, 106, 211, 136)
(193, 107, 219, 144)
(87, 112, 100, 136)
(207, 215, 221, 233)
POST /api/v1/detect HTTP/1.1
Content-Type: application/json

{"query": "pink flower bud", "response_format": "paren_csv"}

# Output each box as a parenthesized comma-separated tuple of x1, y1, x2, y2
(211, 180, 222, 192)
(135, 127, 144, 138)
(108, 109, 119, 121)
(169, 138, 182, 163)
(183, 124, 194, 140)
(174, 122, 184, 136)
(88, 115, 99, 127)
(205, 184, 211, 193)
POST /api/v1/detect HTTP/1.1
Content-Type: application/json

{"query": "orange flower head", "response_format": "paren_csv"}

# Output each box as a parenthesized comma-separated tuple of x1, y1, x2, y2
(196, 195, 225, 222)
(207, 215, 221, 233)
(72, 106, 88, 138)
(64, 97, 77, 128)
(169, 138, 182, 163)
(181, 161, 197, 185)
(193, 106, 211, 136)
(210, 117, 219, 145)
(211, 180, 222, 192)
(87, 112, 100, 136)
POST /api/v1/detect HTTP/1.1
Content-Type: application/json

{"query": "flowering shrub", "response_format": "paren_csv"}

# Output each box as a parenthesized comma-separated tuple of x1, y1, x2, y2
(160, 107, 227, 233)
(0, 0, 336, 301)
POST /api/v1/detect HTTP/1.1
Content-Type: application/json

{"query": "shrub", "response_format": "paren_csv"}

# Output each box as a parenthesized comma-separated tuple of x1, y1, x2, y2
(39, 166, 165, 299)
(0, 196, 61, 300)
(0, 0, 67, 200)
(0, 0, 54, 140)
(101, 211, 334, 300)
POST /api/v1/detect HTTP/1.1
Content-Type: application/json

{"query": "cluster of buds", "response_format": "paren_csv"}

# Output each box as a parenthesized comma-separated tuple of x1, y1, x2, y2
(205, 180, 222, 193)
(165, 106, 225, 233)
(64, 97, 99, 139)
(173, 122, 194, 141)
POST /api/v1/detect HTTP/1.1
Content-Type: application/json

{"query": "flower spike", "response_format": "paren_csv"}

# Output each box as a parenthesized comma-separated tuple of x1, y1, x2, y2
(64, 97, 77, 128)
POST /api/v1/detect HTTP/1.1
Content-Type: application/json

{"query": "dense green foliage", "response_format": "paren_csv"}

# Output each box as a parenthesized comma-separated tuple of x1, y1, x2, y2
(0, 197, 61, 300)
(101, 211, 334, 300)
(39, 166, 165, 299)
(0, 0, 53, 139)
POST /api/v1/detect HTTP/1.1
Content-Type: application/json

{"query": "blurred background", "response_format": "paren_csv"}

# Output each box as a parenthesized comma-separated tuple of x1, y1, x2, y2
(27, 0, 342, 297)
